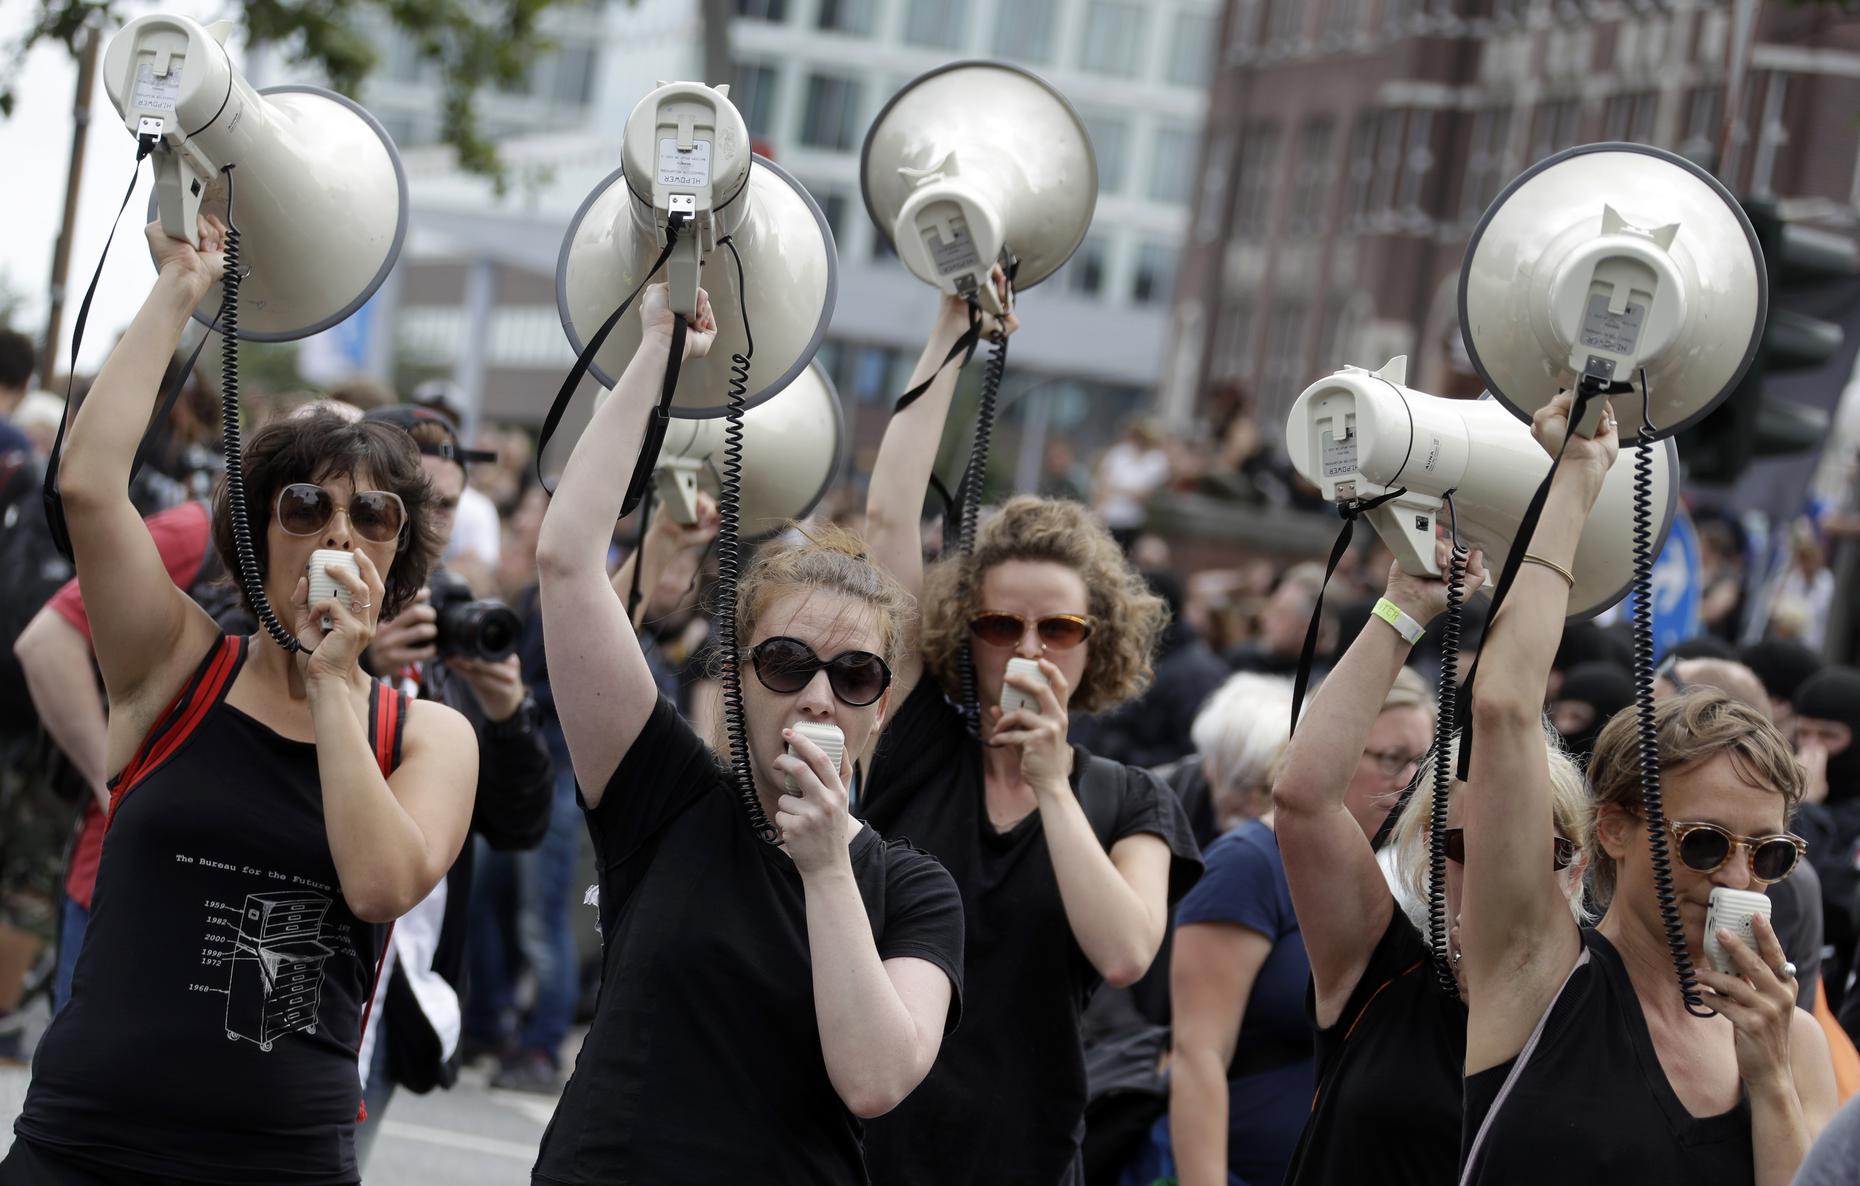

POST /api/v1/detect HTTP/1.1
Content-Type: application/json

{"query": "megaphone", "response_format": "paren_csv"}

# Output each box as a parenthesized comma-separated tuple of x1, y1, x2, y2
(104, 14, 408, 341)
(1460, 142, 1767, 438)
(557, 81, 837, 416)
(1285, 357, 1676, 620)
(648, 362, 844, 538)
(862, 61, 1096, 310)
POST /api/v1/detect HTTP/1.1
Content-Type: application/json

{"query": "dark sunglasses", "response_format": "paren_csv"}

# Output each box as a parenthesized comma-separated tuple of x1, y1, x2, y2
(967, 611, 1095, 650)
(1666, 820, 1805, 884)
(276, 483, 406, 546)
(749, 637, 892, 707)
(1442, 827, 1578, 871)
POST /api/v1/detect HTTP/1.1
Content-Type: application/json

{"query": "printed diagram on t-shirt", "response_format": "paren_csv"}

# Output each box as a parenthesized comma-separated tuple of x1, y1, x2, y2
(214, 891, 336, 1052)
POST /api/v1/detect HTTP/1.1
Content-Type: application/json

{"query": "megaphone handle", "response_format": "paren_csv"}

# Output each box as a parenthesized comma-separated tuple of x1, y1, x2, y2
(151, 151, 204, 247)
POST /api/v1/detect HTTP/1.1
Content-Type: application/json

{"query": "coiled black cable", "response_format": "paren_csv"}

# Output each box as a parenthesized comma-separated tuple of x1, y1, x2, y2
(715, 235, 778, 845)
(1427, 492, 1469, 999)
(955, 323, 1009, 735)
(215, 167, 303, 654)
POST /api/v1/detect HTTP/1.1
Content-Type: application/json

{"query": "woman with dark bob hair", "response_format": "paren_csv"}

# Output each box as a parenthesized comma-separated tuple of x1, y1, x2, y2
(3, 218, 478, 1186)
(858, 280, 1202, 1186)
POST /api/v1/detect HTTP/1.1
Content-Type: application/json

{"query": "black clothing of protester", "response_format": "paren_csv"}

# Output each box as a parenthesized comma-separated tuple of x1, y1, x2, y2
(1223, 644, 1306, 679)
(1739, 638, 1824, 714)
(1768, 860, 1824, 1011)
(531, 696, 965, 1186)
(1460, 927, 1753, 1186)
(10, 637, 406, 1186)
(1553, 621, 1633, 676)
(1554, 661, 1634, 767)
(858, 678, 1203, 1186)
(1284, 911, 1464, 1186)
(1793, 667, 1860, 1012)
(1072, 619, 1228, 769)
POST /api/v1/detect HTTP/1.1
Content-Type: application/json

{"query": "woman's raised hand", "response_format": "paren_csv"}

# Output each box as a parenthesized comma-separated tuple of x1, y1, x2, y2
(1529, 387, 1621, 481)
(146, 215, 227, 290)
(638, 283, 719, 361)
(1384, 537, 1487, 625)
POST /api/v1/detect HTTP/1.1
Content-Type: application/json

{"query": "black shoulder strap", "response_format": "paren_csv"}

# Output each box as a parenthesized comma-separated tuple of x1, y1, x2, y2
(1076, 751, 1127, 842)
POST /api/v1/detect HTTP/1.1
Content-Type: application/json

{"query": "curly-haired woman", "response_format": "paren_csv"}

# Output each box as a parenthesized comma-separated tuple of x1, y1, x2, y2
(857, 281, 1203, 1186)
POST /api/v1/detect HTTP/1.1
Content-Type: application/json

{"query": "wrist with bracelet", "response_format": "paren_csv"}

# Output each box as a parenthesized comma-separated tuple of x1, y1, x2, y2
(1371, 597, 1426, 646)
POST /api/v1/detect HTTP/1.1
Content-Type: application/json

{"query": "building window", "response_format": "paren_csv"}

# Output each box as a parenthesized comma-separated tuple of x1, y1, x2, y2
(1082, 113, 1131, 196)
(1368, 108, 1406, 225)
(1148, 121, 1199, 205)
(1603, 90, 1659, 144)
(800, 74, 864, 150)
(1343, 113, 1377, 230)
(817, 0, 874, 35)
(386, 35, 426, 84)
(1227, 0, 1262, 57)
(995, 0, 1058, 62)
(1166, 12, 1217, 86)
(1383, 0, 1418, 36)
(1065, 236, 1110, 297)
(1324, 0, 1363, 45)
(1262, 302, 1310, 410)
(1233, 121, 1283, 237)
(736, 0, 787, 21)
(1679, 85, 1723, 163)
(904, 0, 968, 49)
(1458, 106, 1512, 223)
(1288, 117, 1336, 237)
(1214, 298, 1256, 380)
(1080, 1, 1146, 76)
(550, 44, 595, 106)
(804, 183, 851, 243)
(1395, 108, 1435, 224)
(1132, 242, 1178, 305)
(1319, 293, 1357, 370)
(1529, 97, 1582, 162)
(734, 63, 780, 138)
(1265, 0, 1304, 49)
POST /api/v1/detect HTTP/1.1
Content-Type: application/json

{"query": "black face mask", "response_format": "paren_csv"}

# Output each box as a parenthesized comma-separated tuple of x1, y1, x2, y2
(1795, 667, 1860, 802)
(1554, 661, 1635, 766)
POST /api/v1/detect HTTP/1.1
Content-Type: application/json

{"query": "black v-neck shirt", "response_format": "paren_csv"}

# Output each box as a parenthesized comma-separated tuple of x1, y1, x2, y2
(531, 696, 965, 1186)
(1461, 927, 1753, 1185)
(857, 677, 1202, 1186)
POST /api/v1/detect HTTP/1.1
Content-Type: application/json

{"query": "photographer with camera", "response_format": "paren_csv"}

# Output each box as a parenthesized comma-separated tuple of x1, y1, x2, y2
(351, 405, 552, 1162)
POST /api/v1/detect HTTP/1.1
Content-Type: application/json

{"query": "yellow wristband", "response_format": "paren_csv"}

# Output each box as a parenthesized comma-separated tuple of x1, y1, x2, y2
(1372, 598, 1426, 646)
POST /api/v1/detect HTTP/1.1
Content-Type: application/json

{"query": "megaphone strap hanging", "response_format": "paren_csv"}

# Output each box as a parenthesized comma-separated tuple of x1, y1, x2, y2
(1287, 484, 1411, 737)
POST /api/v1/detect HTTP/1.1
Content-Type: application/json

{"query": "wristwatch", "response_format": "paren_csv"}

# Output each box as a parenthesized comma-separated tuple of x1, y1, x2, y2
(1371, 598, 1426, 646)
(484, 693, 541, 740)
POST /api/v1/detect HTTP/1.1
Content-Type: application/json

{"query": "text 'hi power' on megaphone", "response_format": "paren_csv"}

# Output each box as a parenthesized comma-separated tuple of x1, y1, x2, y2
(103, 13, 408, 341)
(558, 81, 837, 417)
(1285, 357, 1677, 620)
(862, 61, 1097, 313)
(1460, 142, 1767, 440)
(646, 362, 844, 539)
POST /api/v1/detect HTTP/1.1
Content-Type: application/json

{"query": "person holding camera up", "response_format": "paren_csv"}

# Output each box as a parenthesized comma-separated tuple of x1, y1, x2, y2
(349, 404, 553, 1161)
(2, 217, 477, 1186)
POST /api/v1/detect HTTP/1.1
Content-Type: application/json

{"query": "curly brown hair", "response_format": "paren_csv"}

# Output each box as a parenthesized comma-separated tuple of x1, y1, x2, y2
(211, 408, 442, 622)
(920, 496, 1166, 715)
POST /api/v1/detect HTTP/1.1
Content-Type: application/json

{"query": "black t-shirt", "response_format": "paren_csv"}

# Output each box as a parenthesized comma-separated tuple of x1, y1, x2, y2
(1283, 909, 1465, 1186)
(1461, 927, 1753, 1185)
(532, 696, 965, 1186)
(858, 678, 1203, 1186)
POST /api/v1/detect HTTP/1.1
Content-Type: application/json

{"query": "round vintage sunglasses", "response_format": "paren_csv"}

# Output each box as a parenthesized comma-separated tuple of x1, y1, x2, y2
(749, 637, 893, 707)
(967, 611, 1095, 650)
(275, 483, 406, 546)
(1665, 820, 1805, 884)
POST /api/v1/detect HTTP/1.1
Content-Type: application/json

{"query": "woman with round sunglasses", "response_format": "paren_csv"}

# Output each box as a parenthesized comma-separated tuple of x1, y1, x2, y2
(858, 282, 1202, 1186)
(1457, 390, 1836, 1186)
(529, 283, 963, 1186)
(5, 219, 477, 1186)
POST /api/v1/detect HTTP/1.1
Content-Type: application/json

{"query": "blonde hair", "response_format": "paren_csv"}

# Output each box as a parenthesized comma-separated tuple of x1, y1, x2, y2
(1384, 665, 1436, 722)
(1390, 721, 1594, 924)
(1191, 673, 1294, 797)
(919, 496, 1166, 714)
(732, 522, 914, 671)
(1585, 688, 1804, 906)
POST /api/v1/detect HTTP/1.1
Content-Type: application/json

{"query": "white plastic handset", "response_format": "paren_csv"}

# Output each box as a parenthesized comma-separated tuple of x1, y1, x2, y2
(1001, 656, 1047, 717)
(1703, 886, 1772, 975)
(307, 549, 358, 631)
(786, 721, 846, 793)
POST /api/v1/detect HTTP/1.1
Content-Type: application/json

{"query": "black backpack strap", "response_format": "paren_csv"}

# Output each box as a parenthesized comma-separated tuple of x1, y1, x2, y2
(1075, 751, 1128, 843)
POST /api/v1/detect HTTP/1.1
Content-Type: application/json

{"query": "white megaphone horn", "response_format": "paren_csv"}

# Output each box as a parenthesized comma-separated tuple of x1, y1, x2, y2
(557, 81, 837, 416)
(862, 61, 1097, 311)
(1460, 142, 1767, 439)
(1285, 357, 1677, 620)
(104, 13, 408, 340)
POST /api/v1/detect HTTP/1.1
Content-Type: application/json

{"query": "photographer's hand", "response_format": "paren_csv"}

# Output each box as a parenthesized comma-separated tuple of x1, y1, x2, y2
(445, 654, 527, 723)
(367, 587, 437, 671)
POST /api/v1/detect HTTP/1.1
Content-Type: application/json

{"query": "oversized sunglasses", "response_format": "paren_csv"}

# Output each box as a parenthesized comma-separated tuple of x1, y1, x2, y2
(749, 637, 892, 707)
(967, 611, 1095, 650)
(1666, 820, 1805, 884)
(275, 483, 406, 546)
(1442, 827, 1578, 871)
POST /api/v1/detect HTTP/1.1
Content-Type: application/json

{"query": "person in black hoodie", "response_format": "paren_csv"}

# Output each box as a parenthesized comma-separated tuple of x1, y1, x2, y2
(1793, 666, 1860, 1015)
(1071, 571, 1228, 770)
(1549, 660, 1634, 768)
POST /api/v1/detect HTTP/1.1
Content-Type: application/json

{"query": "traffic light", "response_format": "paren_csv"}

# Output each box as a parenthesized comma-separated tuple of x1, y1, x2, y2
(1678, 198, 1857, 485)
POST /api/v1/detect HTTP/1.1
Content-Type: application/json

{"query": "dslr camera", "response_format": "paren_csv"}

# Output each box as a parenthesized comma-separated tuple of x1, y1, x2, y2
(429, 568, 521, 662)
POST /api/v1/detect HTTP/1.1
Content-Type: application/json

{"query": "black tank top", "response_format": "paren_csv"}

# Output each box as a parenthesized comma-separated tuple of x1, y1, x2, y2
(1460, 927, 1753, 1186)
(16, 636, 407, 1186)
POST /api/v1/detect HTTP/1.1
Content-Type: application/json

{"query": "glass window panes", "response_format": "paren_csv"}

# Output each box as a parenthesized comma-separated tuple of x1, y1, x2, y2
(1133, 242, 1178, 305)
(1287, 117, 1336, 236)
(904, 0, 968, 49)
(551, 44, 594, 106)
(1148, 121, 1199, 204)
(1325, 0, 1363, 43)
(1679, 85, 1723, 162)
(1214, 298, 1256, 380)
(1080, 1, 1146, 77)
(1167, 12, 1217, 86)
(800, 74, 864, 150)
(1458, 106, 1512, 222)
(1265, 0, 1304, 47)
(1529, 97, 1582, 162)
(1343, 113, 1377, 229)
(995, 0, 1058, 61)
(1227, 0, 1262, 55)
(733, 63, 780, 138)
(737, 0, 787, 21)
(1065, 236, 1109, 296)
(1262, 302, 1309, 410)
(1395, 107, 1434, 218)
(1081, 113, 1130, 196)
(1368, 108, 1405, 220)
(1233, 121, 1283, 237)
(1603, 90, 1659, 143)
(817, 0, 874, 34)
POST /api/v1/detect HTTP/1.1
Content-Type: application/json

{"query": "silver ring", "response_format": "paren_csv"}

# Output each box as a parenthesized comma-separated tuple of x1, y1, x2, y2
(353, 601, 372, 612)
(1780, 961, 1797, 979)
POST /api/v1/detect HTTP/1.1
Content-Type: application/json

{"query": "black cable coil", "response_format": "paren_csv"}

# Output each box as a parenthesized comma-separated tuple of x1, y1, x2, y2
(955, 326, 1009, 736)
(1426, 495, 1469, 999)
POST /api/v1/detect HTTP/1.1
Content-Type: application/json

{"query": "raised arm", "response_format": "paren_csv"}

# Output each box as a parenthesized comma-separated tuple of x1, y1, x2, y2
(1461, 389, 1616, 1072)
(1273, 539, 1482, 1027)
(534, 286, 715, 803)
(610, 491, 719, 630)
(58, 222, 224, 735)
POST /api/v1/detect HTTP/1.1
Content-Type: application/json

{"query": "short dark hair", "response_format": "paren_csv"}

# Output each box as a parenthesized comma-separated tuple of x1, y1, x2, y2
(0, 329, 35, 390)
(211, 409, 441, 621)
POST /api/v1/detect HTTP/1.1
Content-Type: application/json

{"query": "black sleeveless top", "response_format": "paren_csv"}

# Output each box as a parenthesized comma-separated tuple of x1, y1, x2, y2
(16, 636, 407, 1186)
(1460, 927, 1753, 1186)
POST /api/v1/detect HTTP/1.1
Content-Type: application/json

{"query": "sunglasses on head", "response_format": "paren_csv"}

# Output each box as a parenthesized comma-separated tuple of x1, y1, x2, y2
(967, 611, 1095, 650)
(276, 483, 406, 546)
(1442, 827, 1579, 871)
(1665, 820, 1804, 884)
(749, 637, 892, 707)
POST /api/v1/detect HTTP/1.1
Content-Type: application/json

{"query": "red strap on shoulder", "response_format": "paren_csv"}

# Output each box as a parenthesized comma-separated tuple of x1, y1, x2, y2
(355, 682, 410, 1120)
(108, 636, 241, 829)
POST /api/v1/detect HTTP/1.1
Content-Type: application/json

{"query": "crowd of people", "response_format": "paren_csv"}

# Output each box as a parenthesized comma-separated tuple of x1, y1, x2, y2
(1, 219, 1860, 1186)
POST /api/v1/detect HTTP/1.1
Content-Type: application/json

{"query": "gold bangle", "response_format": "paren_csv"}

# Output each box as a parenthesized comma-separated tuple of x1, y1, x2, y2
(1522, 554, 1575, 588)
